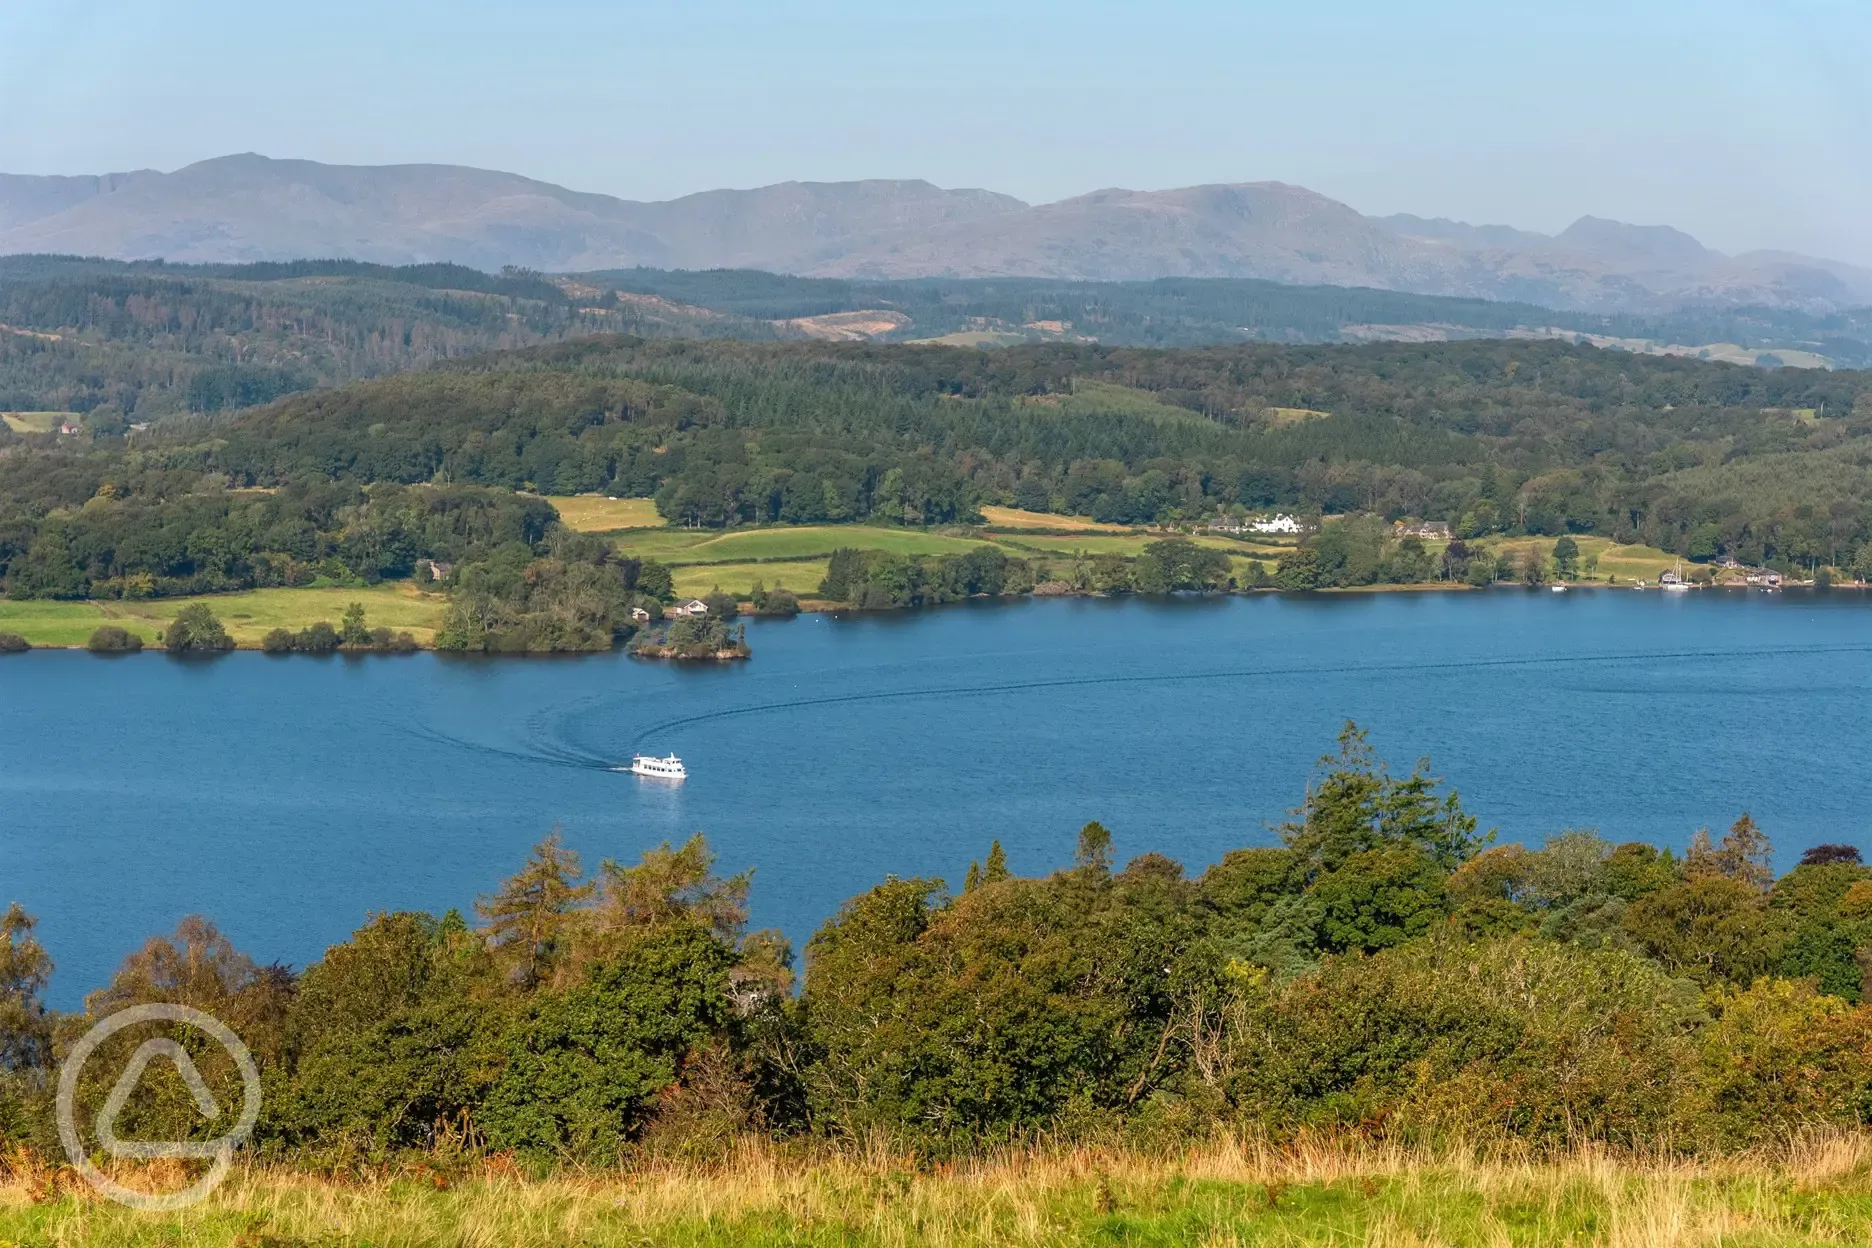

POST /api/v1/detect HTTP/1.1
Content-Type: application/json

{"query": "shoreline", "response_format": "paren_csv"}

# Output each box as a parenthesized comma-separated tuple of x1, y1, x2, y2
(1, 579, 1851, 654)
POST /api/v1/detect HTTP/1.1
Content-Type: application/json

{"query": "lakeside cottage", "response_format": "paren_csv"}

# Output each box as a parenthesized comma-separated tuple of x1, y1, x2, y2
(1393, 519, 1451, 540)
(1250, 514, 1303, 535)
(630, 606, 652, 622)
(671, 599, 712, 617)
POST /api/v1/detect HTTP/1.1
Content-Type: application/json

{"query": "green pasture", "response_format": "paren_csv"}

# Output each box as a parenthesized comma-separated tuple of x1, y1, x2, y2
(671, 560, 830, 600)
(1481, 534, 1684, 582)
(0, 584, 446, 649)
(615, 524, 994, 565)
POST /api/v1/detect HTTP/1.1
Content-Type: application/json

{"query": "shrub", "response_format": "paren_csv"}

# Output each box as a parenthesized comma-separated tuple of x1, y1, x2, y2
(296, 621, 340, 653)
(1219, 936, 1704, 1147)
(756, 586, 800, 617)
(0, 632, 29, 653)
(802, 858, 1206, 1142)
(85, 626, 143, 653)
(165, 603, 234, 653)
(480, 924, 735, 1162)
(1681, 977, 1872, 1147)
(260, 628, 297, 653)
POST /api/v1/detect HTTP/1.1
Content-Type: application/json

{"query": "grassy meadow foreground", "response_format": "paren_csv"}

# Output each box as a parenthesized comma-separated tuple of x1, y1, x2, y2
(9, 1138, 1872, 1246)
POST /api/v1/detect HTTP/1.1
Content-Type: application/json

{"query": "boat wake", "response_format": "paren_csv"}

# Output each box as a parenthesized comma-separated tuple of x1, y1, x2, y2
(396, 641, 1872, 772)
(623, 641, 1872, 748)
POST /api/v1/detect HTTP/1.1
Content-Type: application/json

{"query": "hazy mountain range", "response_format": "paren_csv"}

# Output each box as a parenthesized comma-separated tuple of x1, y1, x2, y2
(2, 154, 1867, 314)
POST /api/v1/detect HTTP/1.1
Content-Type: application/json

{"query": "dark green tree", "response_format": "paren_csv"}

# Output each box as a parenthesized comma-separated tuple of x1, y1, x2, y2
(1552, 535, 1580, 579)
(341, 601, 370, 646)
(164, 603, 233, 652)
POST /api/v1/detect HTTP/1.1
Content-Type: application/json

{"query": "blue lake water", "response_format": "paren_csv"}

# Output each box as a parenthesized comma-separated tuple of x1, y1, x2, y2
(4, 589, 1871, 1005)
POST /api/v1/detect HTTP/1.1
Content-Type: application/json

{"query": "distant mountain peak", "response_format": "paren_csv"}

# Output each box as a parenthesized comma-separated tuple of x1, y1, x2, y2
(1555, 215, 1713, 265)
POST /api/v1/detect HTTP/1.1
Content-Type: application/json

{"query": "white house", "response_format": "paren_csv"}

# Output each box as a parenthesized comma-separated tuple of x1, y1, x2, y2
(629, 606, 652, 622)
(672, 599, 712, 617)
(1250, 514, 1303, 535)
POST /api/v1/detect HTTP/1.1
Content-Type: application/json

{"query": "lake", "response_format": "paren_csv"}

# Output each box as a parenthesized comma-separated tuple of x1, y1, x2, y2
(4, 588, 1870, 1005)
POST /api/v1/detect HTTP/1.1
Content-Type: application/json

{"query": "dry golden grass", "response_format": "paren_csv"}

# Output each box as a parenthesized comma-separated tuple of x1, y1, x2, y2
(544, 495, 666, 532)
(1, 412, 71, 434)
(976, 507, 1136, 533)
(7, 1133, 1872, 1246)
(1264, 406, 1332, 425)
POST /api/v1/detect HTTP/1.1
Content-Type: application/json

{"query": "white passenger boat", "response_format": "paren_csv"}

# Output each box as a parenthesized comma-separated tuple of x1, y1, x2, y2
(629, 753, 687, 780)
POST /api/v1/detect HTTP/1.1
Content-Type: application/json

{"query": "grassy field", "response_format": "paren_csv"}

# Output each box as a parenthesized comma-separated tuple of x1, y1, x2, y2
(6, 1137, 1872, 1246)
(976, 506, 1133, 533)
(1481, 535, 1685, 583)
(544, 495, 665, 532)
(992, 531, 1288, 561)
(614, 525, 995, 565)
(0, 411, 71, 434)
(0, 584, 446, 648)
(672, 560, 830, 600)
(1265, 405, 1332, 425)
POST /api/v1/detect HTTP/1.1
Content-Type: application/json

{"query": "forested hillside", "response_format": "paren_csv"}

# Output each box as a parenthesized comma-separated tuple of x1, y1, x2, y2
(0, 257, 774, 423)
(5, 335, 1872, 619)
(4, 256, 1867, 440)
(195, 336, 1872, 556)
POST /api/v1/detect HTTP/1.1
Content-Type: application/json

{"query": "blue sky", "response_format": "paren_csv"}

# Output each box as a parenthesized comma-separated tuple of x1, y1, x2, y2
(2, 0, 1868, 262)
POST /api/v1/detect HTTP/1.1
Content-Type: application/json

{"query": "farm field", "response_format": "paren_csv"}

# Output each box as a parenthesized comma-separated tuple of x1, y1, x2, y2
(671, 560, 829, 600)
(992, 531, 1287, 560)
(976, 506, 1134, 532)
(1265, 405, 1332, 425)
(1481, 534, 1685, 583)
(543, 494, 664, 532)
(0, 583, 445, 648)
(4, 1139, 1872, 1247)
(1, 411, 71, 434)
(614, 524, 995, 565)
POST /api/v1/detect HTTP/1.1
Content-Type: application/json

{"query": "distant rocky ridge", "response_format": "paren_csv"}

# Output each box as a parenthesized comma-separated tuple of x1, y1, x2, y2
(1, 154, 1867, 314)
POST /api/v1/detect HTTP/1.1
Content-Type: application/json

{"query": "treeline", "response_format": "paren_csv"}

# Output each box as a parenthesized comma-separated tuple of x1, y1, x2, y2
(0, 479, 556, 599)
(816, 539, 1233, 606)
(5, 727, 1872, 1168)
